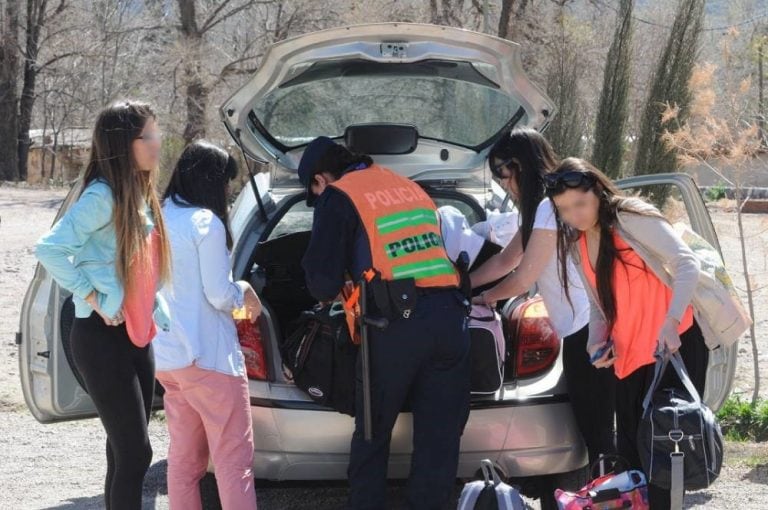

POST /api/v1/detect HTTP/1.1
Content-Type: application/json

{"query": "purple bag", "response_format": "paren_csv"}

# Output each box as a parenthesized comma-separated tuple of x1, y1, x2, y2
(469, 304, 505, 395)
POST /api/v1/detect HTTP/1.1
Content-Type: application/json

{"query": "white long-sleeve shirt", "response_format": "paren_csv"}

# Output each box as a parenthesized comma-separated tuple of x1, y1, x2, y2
(152, 199, 246, 376)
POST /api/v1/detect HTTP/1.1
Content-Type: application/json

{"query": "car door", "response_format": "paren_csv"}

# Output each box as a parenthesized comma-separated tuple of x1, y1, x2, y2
(616, 173, 737, 411)
(18, 182, 99, 423)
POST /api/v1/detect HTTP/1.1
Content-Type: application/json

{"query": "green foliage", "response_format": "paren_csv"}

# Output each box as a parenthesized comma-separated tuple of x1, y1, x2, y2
(716, 396, 768, 442)
(545, 14, 590, 158)
(592, 0, 634, 179)
(704, 182, 727, 202)
(633, 0, 706, 176)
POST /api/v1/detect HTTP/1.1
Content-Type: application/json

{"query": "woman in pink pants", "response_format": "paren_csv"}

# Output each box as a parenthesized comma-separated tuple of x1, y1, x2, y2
(153, 141, 262, 510)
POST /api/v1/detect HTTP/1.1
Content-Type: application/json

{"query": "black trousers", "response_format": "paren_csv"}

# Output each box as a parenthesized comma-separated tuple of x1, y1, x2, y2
(347, 290, 471, 510)
(562, 325, 617, 465)
(71, 312, 155, 510)
(615, 321, 709, 510)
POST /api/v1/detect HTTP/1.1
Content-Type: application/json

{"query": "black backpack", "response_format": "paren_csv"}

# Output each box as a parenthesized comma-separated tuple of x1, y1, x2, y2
(637, 353, 723, 503)
(280, 303, 357, 416)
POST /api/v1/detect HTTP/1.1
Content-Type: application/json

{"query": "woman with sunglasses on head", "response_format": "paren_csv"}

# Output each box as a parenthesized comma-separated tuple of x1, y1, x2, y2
(35, 100, 172, 510)
(544, 157, 710, 509)
(470, 129, 616, 466)
(153, 141, 262, 510)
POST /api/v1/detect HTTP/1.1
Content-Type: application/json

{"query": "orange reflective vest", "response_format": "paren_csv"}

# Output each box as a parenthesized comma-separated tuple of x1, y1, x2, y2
(330, 164, 459, 289)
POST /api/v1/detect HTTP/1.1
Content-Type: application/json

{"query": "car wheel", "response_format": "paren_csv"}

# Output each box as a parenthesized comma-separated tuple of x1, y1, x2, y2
(538, 465, 589, 510)
(200, 473, 222, 510)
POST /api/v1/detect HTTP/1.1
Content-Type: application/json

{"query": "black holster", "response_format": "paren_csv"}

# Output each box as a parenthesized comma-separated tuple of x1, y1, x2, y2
(369, 273, 419, 321)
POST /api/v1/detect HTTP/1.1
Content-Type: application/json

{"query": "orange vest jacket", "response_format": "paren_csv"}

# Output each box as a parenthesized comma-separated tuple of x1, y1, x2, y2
(330, 164, 459, 289)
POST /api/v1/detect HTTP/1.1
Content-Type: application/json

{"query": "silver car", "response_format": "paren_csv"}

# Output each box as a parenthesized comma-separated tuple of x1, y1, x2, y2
(18, 23, 737, 509)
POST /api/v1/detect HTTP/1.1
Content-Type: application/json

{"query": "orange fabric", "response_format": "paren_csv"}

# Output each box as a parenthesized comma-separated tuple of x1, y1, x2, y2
(124, 228, 161, 348)
(330, 164, 459, 289)
(340, 271, 374, 345)
(580, 231, 694, 379)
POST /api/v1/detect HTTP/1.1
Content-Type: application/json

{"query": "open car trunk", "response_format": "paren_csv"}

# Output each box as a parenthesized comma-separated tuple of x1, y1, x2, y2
(241, 185, 563, 395)
(250, 230, 316, 343)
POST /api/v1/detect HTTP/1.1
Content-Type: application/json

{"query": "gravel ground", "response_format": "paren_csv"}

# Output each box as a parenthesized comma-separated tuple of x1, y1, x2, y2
(1, 184, 766, 509)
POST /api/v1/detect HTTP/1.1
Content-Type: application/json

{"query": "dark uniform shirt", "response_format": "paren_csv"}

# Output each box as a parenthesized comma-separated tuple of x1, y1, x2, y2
(301, 169, 373, 302)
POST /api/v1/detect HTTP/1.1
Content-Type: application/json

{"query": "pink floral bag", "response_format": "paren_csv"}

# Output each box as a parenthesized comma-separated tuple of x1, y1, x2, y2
(555, 455, 649, 510)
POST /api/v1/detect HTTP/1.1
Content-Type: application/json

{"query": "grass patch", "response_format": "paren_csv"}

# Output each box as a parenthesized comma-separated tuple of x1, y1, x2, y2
(716, 396, 768, 442)
(150, 410, 167, 424)
(745, 453, 768, 468)
(704, 182, 727, 202)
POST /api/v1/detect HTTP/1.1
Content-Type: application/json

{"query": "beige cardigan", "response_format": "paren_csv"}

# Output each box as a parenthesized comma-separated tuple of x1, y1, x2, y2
(569, 198, 748, 351)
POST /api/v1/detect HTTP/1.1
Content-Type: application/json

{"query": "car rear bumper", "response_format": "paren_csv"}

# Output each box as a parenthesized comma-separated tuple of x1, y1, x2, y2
(248, 396, 586, 480)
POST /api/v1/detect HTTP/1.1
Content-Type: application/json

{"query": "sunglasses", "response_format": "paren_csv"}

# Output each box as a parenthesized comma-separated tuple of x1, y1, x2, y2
(489, 157, 517, 178)
(544, 171, 596, 192)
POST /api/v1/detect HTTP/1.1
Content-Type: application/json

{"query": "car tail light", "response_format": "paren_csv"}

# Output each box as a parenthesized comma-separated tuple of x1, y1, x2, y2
(235, 318, 269, 381)
(506, 296, 560, 378)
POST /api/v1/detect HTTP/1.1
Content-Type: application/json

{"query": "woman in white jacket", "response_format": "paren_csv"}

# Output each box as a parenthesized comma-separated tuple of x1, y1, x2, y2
(154, 141, 261, 510)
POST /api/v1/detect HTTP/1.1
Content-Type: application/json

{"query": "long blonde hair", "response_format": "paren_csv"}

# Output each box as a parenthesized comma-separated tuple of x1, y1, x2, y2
(81, 100, 171, 287)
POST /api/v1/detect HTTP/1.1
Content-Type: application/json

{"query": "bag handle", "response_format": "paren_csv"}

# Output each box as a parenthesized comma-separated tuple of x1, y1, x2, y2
(669, 353, 703, 404)
(642, 350, 702, 413)
(469, 304, 498, 322)
(589, 454, 632, 478)
(480, 459, 502, 487)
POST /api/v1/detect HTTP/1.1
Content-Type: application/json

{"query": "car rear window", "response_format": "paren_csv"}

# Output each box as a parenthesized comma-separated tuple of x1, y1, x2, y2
(251, 60, 524, 150)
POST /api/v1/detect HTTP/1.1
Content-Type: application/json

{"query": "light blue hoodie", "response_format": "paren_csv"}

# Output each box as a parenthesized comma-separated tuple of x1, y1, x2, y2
(34, 179, 170, 331)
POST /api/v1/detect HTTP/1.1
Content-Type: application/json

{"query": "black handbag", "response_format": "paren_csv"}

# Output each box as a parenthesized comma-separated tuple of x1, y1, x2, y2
(280, 303, 357, 416)
(637, 352, 723, 507)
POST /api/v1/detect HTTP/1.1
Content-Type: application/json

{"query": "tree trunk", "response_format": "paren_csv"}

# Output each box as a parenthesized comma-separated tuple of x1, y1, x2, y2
(183, 55, 207, 143)
(49, 130, 57, 182)
(735, 187, 761, 404)
(0, 0, 20, 181)
(178, 0, 207, 144)
(429, 0, 440, 24)
(758, 36, 765, 147)
(40, 96, 47, 181)
(498, 0, 514, 39)
(18, 0, 47, 182)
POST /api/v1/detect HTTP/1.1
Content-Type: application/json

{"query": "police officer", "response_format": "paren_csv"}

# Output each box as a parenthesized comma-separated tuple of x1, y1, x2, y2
(299, 137, 471, 510)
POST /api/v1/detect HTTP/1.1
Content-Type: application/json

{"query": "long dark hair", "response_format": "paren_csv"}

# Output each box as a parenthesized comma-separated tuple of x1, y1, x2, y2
(164, 141, 238, 249)
(547, 157, 664, 328)
(82, 100, 172, 287)
(489, 128, 559, 249)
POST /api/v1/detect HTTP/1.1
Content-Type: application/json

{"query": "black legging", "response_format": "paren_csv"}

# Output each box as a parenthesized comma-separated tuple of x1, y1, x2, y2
(562, 325, 617, 465)
(71, 312, 155, 510)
